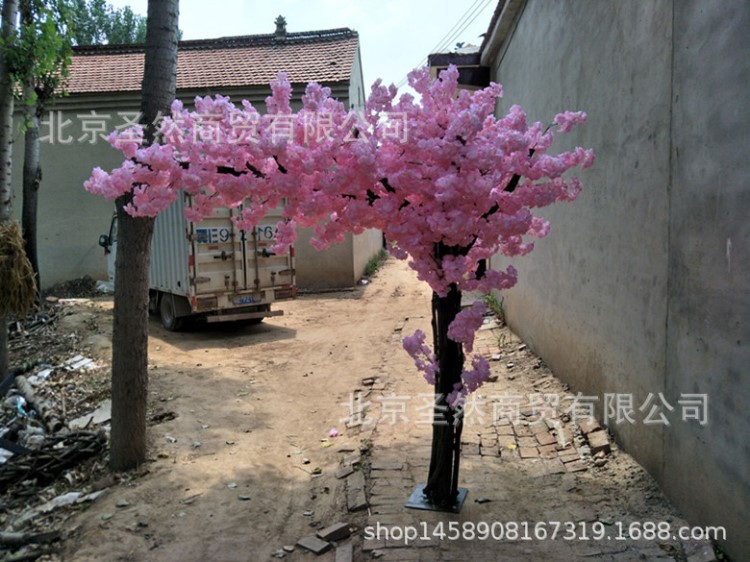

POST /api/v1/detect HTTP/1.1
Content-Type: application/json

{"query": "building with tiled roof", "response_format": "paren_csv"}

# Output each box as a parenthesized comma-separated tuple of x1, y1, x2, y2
(12, 17, 380, 291)
(68, 24, 362, 98)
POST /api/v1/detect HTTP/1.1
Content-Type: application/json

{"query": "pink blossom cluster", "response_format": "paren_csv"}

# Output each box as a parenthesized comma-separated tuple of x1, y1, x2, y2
(446, 301, 486, 354)
(85, 65, 593, 403)
(402, 329, 438, 385)
(447, 355, 492, 410)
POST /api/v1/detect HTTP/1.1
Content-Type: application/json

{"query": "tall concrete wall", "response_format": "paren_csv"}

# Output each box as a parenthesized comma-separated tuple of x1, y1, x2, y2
(10, 106, 131, 287)
(296, 227, 382, 290)
(665, 1, 750, 556)
(486, 0, 749, 557)
(353, 228, 384, 280)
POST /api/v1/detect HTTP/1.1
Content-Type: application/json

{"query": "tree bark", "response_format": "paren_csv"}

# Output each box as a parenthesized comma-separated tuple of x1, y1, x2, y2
(21, 82, 41, 295)
(0, 0, 19, 380)
(109, 202, 154, 470)
(19, 0, 40, 295)
(423, 245, 465, 508)
(108, 0, 178, 472)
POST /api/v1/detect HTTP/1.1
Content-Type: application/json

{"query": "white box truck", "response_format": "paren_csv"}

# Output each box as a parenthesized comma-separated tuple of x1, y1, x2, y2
(99, 193, 295, 330)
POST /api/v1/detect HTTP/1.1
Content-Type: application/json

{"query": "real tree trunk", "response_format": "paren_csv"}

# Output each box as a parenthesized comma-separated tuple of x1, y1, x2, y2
(108, 0, 179, 472)
(108, 201, 154, 470)
(21, 83, 41, 295)
(0, 0, 19, 380)
(423, 283, 465, 508)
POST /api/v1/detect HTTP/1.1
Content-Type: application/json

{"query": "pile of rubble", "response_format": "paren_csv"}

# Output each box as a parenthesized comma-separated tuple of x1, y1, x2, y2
(271, 450, 369, 560)
(1, 302, 113, 561)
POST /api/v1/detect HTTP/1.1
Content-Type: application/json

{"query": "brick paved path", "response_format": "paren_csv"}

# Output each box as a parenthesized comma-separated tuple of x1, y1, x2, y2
(335, 314, 717, 562)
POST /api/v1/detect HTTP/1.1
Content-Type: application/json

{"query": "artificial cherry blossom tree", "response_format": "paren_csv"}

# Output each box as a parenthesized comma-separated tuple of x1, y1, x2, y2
(86, 65, 593, 507)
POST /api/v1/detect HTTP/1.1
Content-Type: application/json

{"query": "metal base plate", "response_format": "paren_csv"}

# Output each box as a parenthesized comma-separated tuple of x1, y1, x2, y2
(405, 484, 468, 513)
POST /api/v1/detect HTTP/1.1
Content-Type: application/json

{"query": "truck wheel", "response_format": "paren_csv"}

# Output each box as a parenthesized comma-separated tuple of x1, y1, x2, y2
(160, 294, 184, 331)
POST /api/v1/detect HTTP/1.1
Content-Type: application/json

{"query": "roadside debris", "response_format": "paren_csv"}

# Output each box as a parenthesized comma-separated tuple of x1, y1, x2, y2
(2, 299, 113, 560)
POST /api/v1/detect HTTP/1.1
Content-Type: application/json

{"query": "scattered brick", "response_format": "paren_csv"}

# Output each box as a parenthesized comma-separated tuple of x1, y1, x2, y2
(343, 452, 361, 466)
(462, 442, 481, 456)
(529, 420, 548, 434)
(578, 418, 601, 435)
(556, 427, 574, 447)
(346, 471, 368, 512)
(317, 522, 351, 542)
(480, 445, 500, 457)
(335, 466, 355, 479)
(519, 447, 540, 459)
(334, 543, 353, 562)
(559, 450, 581, 464)
(517, 436, 538, 448)
(496, 424, 515, 436)
(586, 430, 611, 455)
(514, 424, 534, 437)
(536, 432, 557, 446)
(564, 460, 588, 473)
(297, 535, 332, 555)
(539, 443, 559, 458)
(480, 436, 498, 448)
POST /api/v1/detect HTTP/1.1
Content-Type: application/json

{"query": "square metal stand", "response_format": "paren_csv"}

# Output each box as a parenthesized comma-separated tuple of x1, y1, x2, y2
(405, 484, 468, 513)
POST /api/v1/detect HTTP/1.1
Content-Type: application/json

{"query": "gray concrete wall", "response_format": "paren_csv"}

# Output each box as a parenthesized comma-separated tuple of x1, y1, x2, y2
(489, 0, 673, 474)
(665, 1, 750, 556)
(11, 104, 134, 287)
(486, 0, 749, 557)
(353, 228, 384, 279)
(295, 226, 355, 290)
(296, 227, 383, 290)
(10, 80, 381, 291)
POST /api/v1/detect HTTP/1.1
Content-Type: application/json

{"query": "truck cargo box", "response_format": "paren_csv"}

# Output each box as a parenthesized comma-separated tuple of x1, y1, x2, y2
(99, 192, 295, 330)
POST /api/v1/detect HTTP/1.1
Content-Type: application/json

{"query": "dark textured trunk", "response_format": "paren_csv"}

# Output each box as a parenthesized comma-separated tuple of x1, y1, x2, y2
(0, 0, 19, 380)
(109, 0, 178, 472)
(21, 83, 41, 295)
(423, 248, 465, 508)
(0, 0, 15, 223)
(109, 200, 154, 470)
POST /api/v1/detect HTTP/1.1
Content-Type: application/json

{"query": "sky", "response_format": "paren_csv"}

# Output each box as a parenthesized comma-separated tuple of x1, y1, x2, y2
(105, 0, 498, 93)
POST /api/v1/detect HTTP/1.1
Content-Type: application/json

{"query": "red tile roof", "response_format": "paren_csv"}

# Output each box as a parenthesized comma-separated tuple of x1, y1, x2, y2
(67, 28, 359, 94)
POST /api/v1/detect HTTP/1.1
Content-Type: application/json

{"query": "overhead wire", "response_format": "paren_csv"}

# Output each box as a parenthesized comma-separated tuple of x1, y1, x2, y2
(398, 0, 486, 83)
(395, 0, 495, 89)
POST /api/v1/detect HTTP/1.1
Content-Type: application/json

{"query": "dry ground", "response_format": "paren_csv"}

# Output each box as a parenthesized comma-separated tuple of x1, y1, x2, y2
(3, 258, 718, 561)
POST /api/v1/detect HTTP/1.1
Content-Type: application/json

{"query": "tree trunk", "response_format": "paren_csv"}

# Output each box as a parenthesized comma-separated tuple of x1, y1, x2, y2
(0, 0, 19, 380)
(109, 201, 154, 470)
(140, 0, 179, 146)
(108, 0, 178, 472)
(21, 82, 41, 295)
(423, 281, 465, 508)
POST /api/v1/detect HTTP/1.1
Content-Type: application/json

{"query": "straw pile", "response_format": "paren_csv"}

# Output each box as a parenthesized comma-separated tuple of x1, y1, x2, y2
(0, 220, 37, 316)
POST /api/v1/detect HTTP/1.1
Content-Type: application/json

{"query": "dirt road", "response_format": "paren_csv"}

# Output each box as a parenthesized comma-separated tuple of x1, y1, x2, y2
(58, 257, 712, 561)
(63, 258, 432, 561)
